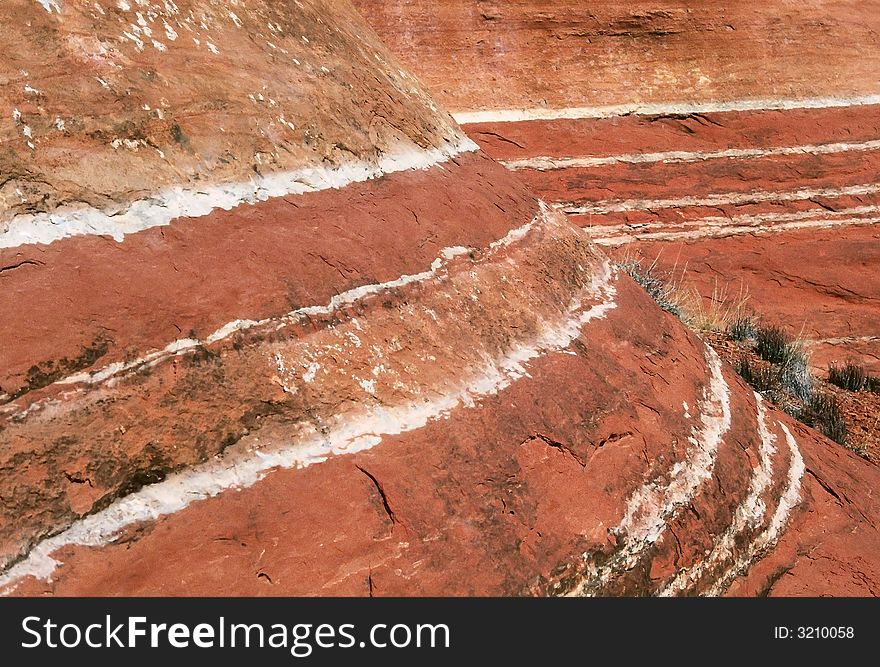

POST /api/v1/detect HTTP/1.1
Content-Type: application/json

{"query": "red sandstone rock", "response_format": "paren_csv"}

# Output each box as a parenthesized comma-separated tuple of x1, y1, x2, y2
(1, 0, 460, 220)
(355, 1, 880, 372)
(456, 107, 880, 373)
(623, 226, 880, 376)
(465, 108, 880, 374)
(0, 0, 878, 599)
(352, 0, 880, 113)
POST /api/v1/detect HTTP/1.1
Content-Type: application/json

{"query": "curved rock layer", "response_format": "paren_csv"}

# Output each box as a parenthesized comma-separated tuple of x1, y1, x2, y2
(356, 0, 880, 375)
(1, 2, 879, 597)
(1, 0, 462, 221)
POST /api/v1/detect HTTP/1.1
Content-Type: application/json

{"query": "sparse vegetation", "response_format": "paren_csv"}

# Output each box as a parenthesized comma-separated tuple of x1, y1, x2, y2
(828, 361, 868, 392)
(796, 393, 848, 445)
(755, 325, 792, 364)
(744, 324, 812, 401)
(686, 281, 750, 333)
(617, 255, 751, 333)
(728, 315, 758, 342)
(779, 351, 813, 402)
(617, 257, 687, 319)
(617, 251, 880, 460)
(735, 356, 778, 394)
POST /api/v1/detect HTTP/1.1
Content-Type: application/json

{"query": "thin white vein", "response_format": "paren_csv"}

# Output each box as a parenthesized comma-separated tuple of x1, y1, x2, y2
(554, 183, 880, 216)
(453, 96, 880, 125)
(586, 204, 880, 235)
(0, 137, 479, 250)
(657, 392, 777, 596)
(2, 209, 546, 415)
(502, 139, 880, 172)
(704, 421, 805, 597)
(569, 344, 732, 595)
(592, 216, 880, 246)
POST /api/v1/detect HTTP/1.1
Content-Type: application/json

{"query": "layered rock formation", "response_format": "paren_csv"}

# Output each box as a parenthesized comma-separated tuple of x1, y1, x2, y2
(353, 0, 880, 113)
(463, 105, 880, 376)
(0, 1, 878, 596)
(355, 0, 880, 374)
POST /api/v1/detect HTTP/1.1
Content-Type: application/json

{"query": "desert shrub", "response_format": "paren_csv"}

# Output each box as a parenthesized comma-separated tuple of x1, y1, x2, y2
(751, 325, 812, 399)
(687, 282, 750, 333)
(735, 356, 777, 393)
(755, 325, 792, 364)
(828, 361, 867, 392)
(779, 353, 813, 402)
(617, 259, 686, 319)
(796, 393, 847, 445)
(728, 315, 758, 342)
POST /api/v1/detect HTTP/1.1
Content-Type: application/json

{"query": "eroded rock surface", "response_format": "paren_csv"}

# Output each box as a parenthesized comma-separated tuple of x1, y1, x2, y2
(353, 0, 880, 112)
(0, 1, 878, 597)
(354, 1, 880, 374)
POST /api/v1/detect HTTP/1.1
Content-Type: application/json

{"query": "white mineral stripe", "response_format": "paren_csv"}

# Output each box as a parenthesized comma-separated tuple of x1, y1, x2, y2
(501, 139, 880, 171)
(555, 183, 880, 216)
(0, 137, 479, 250)
(657, 392, 778, 596)
(453, 96, 880, 124)
(0, 261, 619, 590)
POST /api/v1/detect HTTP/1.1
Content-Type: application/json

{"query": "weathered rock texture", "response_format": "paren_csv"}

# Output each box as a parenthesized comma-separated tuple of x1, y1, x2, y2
(1, 0, 460, 220)
(353, 0, 880, 113)
(462, 105, 880, 374)
(354, 1, 880, 375)
(0, 1, 878, 597)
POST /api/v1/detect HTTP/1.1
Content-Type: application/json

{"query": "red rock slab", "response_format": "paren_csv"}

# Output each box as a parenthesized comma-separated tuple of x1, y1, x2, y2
(569, 194, 880, 232)
(509, 148, 880, 210)
(0, 151, 537, 399)
(4, 189, 878, 598)
(577, 377, 779, 597)
(727, 424, 880, 597)
(0, 204, 601, 572)
(10, 275, 861, 597)
(463, 106, 880, 163)
(618, 224, 880, 366)
(2, 0, 877, 603)
(354, 1, 880, 112)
